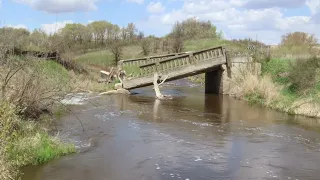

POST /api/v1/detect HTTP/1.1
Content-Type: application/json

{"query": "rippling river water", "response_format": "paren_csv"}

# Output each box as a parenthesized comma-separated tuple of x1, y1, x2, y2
(23, 80, 320, 180)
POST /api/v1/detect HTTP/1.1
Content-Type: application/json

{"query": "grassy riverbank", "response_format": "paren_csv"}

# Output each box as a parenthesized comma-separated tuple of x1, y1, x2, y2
(0, 56, 101, 180)
(230, 57, 320, 118)
(0, 102, 75, 180)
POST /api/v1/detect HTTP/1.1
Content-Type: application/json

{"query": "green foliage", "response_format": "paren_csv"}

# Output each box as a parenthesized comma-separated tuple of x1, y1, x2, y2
(262, 58, 291, 84)
(6, 133, 75, 167)
(244, 93, 266, 106)
(169, 18, 218, 40)
(75, 50, 115, 66)
(0, 101, 75, 179)
(184, 39, 227, 51)
(38, 60, 70, 83)
(288, 57, 320, 92)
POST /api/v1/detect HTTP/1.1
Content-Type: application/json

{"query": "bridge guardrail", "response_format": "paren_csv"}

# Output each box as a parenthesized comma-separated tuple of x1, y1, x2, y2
(129, 46, 226, 78)
(119, 52, 187, 67)
(122, 46, 226, 79)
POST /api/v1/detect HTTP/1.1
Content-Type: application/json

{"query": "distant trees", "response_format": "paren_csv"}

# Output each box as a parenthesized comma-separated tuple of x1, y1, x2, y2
(141, 37, 151, 56)
(281, 32, 318, 49)
(167, 18, 220, 53)
(170, 22, 184, 53)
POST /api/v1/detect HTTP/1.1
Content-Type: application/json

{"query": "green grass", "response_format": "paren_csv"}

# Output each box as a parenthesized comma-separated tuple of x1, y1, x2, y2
(184, 38, 250, 53)
(262, 58, 291, 84)
(75, 45, 144, 67)
(244, 93, 266, 106)
(123, 65, 141, 77)
(184, 39, 228, 51)
(1, 102, 75, 168)
(6, 132, 75, 167)
(38, 60, 70, 83)
(75, 49, 115, 67)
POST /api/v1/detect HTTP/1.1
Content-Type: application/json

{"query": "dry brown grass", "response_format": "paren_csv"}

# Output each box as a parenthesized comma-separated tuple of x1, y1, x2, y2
(291, 98, 320, 118)
(230, 70, 281, 106)
(69, 71, 110, 93)
(229, 65, 320, 118)
(0, 156, 18, 180)
(0, 58, 70, 118)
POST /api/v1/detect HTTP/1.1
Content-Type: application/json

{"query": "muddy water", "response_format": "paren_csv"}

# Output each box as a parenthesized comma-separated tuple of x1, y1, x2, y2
(23, 80, 320, 180)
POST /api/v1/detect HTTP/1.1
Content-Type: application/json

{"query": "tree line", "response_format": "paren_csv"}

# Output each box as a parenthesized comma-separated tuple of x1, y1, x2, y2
(1, 18, 318, 65)
(0, 18, 221, 57)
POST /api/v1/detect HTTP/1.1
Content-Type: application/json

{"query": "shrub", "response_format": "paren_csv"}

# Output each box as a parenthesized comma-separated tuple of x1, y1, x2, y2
(0, 57, 70, 118)
(288, 57, 320, 92)
(261, 58, 291, 84)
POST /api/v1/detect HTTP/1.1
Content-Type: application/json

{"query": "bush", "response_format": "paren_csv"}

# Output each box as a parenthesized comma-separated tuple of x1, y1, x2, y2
(288, 57, 320, 92)
(262, 58, 291, 84)
(0, 57, 70, 118)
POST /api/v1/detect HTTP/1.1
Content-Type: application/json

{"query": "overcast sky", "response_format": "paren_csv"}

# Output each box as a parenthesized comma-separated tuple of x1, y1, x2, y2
(0, 0, 319, 45)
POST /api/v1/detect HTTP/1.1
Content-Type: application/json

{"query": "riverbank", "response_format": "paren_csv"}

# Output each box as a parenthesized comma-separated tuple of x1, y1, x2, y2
(190, 57, 320, 119)
(0, 56, 110, 180)
(0, 102, 76, 180)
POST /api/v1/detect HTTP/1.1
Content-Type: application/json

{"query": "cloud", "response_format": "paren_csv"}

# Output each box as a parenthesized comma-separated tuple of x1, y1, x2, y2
(14, 0, 99, 13)
(6, 24, 28, 29)
(312, 12, 320, 23)
(243, 0, 306, 9)
(41, 20, 73, 34)
(139, 0, 320, 44)
(126, 0, 144, 4)
(147, 2, 165, 13)
(306, 0, 320, 14)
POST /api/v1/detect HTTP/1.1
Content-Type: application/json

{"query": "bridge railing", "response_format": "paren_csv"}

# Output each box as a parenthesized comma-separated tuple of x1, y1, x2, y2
(119, 52, 187, 67)
(126, 46, 226, 79)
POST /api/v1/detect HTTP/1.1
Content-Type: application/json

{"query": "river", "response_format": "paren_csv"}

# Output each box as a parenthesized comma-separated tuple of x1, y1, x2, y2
(22, 80, 320, 180)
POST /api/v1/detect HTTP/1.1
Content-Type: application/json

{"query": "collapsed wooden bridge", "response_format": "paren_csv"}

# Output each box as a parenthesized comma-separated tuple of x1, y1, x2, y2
(119, 46, 231, 94)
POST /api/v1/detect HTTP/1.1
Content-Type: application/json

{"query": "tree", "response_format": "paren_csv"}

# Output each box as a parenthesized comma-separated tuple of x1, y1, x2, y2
(141, 38, 151, 56)
(170, 22, 184, 53)
(110, 39, 124, 65)
(88, 21, 108, 45)
(281, 32, 318, 49)
(137, 31, 144, 40)
(121, 27, 128, 41)
(126, 23, 137, 42)
(28, 29, 48, 51)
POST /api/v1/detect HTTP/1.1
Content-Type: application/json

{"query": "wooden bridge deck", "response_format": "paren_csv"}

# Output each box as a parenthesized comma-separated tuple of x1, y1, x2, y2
(120, 46, 229, 90)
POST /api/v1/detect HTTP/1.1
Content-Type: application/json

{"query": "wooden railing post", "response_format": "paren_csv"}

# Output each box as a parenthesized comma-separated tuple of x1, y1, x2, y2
(188, 52, 194, 64)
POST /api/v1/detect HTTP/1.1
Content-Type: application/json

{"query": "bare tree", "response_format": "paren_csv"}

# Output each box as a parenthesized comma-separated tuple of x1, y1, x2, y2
(170, 22, 184, 53)
(141, 38, 151, 56)
(110, 39, 124, 65)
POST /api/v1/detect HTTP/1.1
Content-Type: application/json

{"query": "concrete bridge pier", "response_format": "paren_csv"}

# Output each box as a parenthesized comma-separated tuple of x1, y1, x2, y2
(205, 66, 224, 94)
